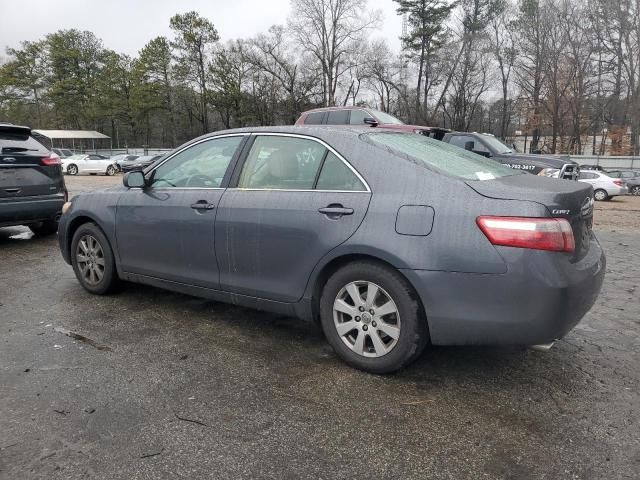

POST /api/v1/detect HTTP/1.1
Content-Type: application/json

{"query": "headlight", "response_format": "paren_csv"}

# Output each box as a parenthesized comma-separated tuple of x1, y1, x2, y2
(538, 168, 560, 178)
(62, 201, 72, 214)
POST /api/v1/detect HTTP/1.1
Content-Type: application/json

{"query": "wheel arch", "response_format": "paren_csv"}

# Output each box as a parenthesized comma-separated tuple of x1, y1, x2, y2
(309, 253, 430, 334)
(65, 215, 110, 261)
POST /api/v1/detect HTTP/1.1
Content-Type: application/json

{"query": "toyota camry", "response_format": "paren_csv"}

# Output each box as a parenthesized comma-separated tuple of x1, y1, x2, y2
(57, 127, 605, 373)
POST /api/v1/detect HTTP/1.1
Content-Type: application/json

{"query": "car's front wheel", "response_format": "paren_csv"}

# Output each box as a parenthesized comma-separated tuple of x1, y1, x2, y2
(320, 261, 428, 374)
(70, 223, 118, 295)
(66, 164, 78, 175)
(594, 189, 608, 201)
(105, 165, 116, 176)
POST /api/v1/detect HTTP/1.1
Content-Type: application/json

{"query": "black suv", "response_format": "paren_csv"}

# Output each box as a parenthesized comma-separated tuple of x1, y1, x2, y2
(0, 123, 67, 235)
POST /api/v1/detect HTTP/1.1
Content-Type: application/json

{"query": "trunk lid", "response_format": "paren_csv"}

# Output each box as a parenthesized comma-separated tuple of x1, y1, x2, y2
(466, 174, 594, 261)
(0, 125, 63, 199)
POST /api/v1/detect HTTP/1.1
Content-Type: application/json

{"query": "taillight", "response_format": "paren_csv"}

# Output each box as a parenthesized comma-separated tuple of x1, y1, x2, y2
(41, 153, 61, 166)
(477, 216, 575, 253)
(613, 179, 624, 187)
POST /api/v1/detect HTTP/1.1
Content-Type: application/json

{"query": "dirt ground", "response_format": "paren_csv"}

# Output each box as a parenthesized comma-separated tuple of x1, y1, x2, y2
(594, 195, 640, 232)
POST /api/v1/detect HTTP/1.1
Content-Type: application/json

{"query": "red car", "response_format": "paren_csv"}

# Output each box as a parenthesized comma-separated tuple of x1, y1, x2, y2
(295, 107, 447, 138)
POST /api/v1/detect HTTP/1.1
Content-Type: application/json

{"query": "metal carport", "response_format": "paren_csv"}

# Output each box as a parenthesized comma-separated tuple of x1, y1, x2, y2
(32, 129, 112, 152)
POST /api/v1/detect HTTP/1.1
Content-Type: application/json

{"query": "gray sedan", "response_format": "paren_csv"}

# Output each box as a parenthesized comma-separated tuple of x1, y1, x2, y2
(57, 127, 605, 373)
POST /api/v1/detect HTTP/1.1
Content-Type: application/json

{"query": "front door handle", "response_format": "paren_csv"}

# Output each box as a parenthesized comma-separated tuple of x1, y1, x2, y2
(190, 200, 216, 210)
(4, 188, 20, 193)
(318, 204, 354, 217)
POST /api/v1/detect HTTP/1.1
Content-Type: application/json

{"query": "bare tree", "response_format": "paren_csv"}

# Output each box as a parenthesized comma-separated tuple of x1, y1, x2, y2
(288, 0, 381, 106)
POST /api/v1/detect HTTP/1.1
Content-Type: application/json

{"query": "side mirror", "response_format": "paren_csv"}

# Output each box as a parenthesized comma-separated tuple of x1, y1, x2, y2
(363, 117, 378, 127)
(123, 170, 145, 188)
(464, 141, 475, 151)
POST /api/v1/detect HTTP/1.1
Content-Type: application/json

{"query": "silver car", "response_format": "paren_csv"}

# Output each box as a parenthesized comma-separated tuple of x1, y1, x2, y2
(578, 170, 627, 201)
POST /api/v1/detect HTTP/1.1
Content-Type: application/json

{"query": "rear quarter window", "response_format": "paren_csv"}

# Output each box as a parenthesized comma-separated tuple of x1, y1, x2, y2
(363, 132, 522, 181)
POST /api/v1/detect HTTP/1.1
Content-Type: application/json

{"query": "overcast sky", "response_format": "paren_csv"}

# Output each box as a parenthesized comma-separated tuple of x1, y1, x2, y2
(0, 0, 403, 57)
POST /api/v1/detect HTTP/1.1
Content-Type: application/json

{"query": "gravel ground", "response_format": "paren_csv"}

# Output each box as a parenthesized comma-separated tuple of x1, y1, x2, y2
(0, 175, 638, 479)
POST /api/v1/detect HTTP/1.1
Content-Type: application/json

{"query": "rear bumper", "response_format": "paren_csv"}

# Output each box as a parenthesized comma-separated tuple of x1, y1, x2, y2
(609, 186, 628, 196)
(0, 195, 64, 228)
(402, 235, 606, 346)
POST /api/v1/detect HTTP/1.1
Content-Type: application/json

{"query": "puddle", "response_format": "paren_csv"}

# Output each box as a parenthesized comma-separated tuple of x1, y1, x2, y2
(53, 327, 113, 351)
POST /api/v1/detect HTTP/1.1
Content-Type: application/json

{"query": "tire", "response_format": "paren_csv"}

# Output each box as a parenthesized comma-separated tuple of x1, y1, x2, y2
(67, 164, 78, 175)
(106, 165, 116, 176)
(29, 219, 58, 236)
(70, 222, 119, 295)
(319, 261, 428, 374)
(631, 186, 640, 196)
(594, 189, 608, 201)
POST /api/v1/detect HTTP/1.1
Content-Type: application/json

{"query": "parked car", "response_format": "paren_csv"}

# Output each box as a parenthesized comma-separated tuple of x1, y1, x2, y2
(120, 154, 164, 173)
(578, 170, 627, 200)
(0, 123, 67, 235)
(110, 154, 139, 169)
(62, 154, 118, 176)
(296, 107, 579, 180)
(52, 148, 74, 158)
(58, 127, 605, 373)
(605, 170, 640, 195)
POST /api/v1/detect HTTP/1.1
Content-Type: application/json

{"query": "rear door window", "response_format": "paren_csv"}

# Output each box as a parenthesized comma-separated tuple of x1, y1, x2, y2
(316, 152, 366, 191)
(364, 132, 522, 181)
(238, 136, 326, 190)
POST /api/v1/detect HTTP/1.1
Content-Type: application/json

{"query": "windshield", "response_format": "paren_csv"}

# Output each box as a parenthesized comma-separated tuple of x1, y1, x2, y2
(370, 109, 404, 125)
(363, 132, 523, 181)
(481, 135, 516, 154)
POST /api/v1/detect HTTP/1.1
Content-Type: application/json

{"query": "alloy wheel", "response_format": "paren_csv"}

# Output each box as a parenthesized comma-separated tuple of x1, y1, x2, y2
(68, 165, 78, 175)
(333, 281, 401, 358)
(632, 186, 640, 196)
(594, 189, 607, 201)
(76, 234, 105, 286)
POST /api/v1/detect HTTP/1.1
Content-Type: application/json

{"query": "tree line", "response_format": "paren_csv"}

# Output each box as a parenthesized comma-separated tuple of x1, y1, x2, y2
(0, 0, 638, 155)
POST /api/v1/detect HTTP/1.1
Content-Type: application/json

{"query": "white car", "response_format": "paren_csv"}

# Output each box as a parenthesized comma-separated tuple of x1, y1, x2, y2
(578, 170, 628, 201)
(62, 154, 118, 176)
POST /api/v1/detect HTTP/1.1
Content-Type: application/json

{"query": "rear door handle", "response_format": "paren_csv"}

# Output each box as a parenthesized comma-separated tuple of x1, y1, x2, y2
(318, 205, 354, 216)
(190, 201, 216, 210)
(4, 188, 20, 193)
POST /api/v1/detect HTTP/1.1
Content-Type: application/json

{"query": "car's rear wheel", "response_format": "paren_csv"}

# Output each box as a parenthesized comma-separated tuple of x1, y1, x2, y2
(105, 165, 116, 176)
(67, 164, 78, 175)
(594, 189, 608, 201)
(631, 186, 640, 196)
(29, 219, 58, 236)
(71, 223, 118, 295)
(319, 261, 428, 374)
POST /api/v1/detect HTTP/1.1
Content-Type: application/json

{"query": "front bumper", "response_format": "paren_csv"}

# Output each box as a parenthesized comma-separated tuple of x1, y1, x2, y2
(402, 235, 606, 346)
